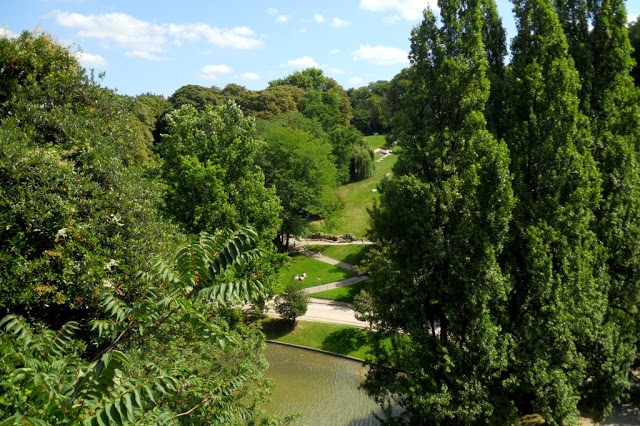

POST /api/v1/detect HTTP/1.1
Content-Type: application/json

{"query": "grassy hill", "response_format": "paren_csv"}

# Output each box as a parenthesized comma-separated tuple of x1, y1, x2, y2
(309, 135, 397, 238)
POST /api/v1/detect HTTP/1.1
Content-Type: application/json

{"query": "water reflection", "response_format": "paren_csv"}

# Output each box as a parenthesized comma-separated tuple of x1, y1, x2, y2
(264, 343, 383, 425)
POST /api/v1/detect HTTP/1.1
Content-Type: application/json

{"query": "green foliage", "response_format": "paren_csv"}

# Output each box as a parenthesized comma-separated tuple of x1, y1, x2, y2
(554, 0, 640, 415)
(328, 125, 375, 183)
(347, 81, 390, 135)
(309, 137, 398, 238)
(629, 19, 640, 86)
(384, 67, 414, 145)
(503, 0, 629, 422)
(269, 68, 353, 129)
(257, 120, 337, 249)
(0, 227, 277, 424)
(168, 84, 223, 111)
(158, 101, 281, 240)
(0, 31, 183, 333)
(243, 85, 306, 120)
(0, 314, 177, 425)
(362, 0, 516, 422)
(274, 280, 309, 323)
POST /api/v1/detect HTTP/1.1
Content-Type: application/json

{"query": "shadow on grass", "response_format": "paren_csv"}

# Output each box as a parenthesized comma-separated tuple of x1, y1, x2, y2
(329, 285, 362, 303)
(260, 318, 296, 340)
(342, 245, 372, 267)
(321, 328, 369, 356)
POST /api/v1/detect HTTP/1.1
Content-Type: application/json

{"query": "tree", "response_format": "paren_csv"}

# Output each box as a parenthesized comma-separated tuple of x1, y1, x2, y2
(328, 125, 375, 184)
(481, 0, 508, 140)
(167, 84, 223, 111)
(0, 32, 183, 334)
(274, 279, 309, 323)
(269, 68, 353, 129)
(158, 102, 281, 240)
(347, 81, 391, 135)
(569, 0, 640, 414)
(244, 85, 305, 120)
(257, 119, 338, 250)
(503, 0, 611, 422)
(360, 0, 515, 422)
(384, 67, 415, 146)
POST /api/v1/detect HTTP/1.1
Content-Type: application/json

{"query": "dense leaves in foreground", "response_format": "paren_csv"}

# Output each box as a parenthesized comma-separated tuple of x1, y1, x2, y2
(0, 32, 184, 333)
(0, 228, 288, 424)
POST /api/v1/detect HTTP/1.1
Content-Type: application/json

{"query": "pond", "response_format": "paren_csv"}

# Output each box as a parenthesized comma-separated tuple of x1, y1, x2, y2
(264, 343, 384, 425)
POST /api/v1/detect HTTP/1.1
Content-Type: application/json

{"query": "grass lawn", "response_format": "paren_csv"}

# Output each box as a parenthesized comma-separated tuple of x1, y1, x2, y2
(364, 134, 388, 151)
(260, 318, 371, 360)
(309, 151, 398, 237)
(305, 244, 372, 267)
(278, 253, 355, 289)
(310, 279, 369, 303)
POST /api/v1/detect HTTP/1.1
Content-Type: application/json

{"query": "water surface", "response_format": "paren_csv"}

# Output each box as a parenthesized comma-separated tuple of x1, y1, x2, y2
(264, 343, 383, 425)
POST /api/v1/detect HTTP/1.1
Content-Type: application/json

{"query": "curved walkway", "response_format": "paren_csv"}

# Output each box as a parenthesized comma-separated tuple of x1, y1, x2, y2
(264, 249, 370, 327)
(303, 275, 369, 294)
(301, 249, 357, 271)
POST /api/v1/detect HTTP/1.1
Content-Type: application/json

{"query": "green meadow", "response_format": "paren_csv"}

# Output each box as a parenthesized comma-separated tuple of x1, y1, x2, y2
(309, 135, 398, 238)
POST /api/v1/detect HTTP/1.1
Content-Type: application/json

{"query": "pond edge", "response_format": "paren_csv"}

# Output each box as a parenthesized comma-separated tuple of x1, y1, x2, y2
(266, 339, 370, 364)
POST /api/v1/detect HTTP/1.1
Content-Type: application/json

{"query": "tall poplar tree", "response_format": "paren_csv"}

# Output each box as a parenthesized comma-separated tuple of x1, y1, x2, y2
(553, 0, 640, 414)
(504, 0, 613, 422)
(360, 0, 515, 422)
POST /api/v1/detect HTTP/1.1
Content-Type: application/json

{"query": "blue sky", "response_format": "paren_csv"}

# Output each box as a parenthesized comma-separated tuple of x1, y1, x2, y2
(2, 0, 639, 97)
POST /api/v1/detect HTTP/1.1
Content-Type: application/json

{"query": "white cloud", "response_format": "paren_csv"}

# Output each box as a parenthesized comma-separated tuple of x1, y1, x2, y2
(297, 28, 307, 33)
(329, 49, 340, 54)
(331, 17, 350, 28)
(125, 51, 167, 61)
(75, 51, 107, 67)
(382, 15, 402, 25)
(353, 44, 409, 65)
(267, 8, 278, 16)
(629, 13, 638, 23)
(54, 11, 167, 52)
(167, 24, 263, 49)
(359, 0, 435, 21)
(276, 15, 289, 24)
(200, 64, 233, 80)
(51, 10, 264, 60)
(349, 77, 364, 85)
(0, 26, 17, 39)
(287, 56, 318, 68)
(240, 72, 260, 80)
(323, 65, 345, 75)
(314, 14, 326, 23)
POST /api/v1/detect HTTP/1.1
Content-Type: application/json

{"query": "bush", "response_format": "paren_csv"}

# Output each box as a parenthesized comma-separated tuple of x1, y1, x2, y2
(274, 279, 309, 323)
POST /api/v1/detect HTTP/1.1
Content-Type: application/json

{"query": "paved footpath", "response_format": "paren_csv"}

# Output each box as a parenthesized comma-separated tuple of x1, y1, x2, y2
(302, 249, 358, 271)
(292, 238, 374, 246)
(303, 275, 369, 294)
(263, 249, 371, 327)
(265, 298, 367, 328)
